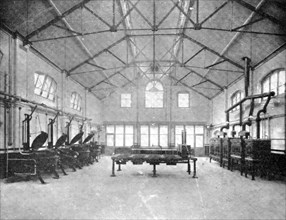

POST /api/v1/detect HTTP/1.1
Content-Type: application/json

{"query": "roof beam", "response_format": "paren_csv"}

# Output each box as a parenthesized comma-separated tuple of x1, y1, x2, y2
(253, 42, 286, 69)
(182, 66, 224, 90)
(175, 70, 193, 85)
(204, 60, 226, 69)
(170, 0, 196, 26)
(106, 50, 126, 65)
(201, 0, 267, 82)
(157, 2, 178, 28)
(183, 47, 204, 65)
(200, 1, 228, 26)
(183, 33, 244, 70)
(115, 0, 140, 29)
(169, 75, 211, 100)
(233, 0, 286, 28)
(25, 0, 91, 41)
(127, 0, 153, 28)
(84, 5, 112, 29)
(231, 17, 265, 31)
(68, 36, 126, 73)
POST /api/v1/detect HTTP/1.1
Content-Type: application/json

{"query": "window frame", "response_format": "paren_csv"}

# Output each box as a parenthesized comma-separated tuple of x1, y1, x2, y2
(120, 93, 132, 108)
(261, 69, 285, 97)
(140, 124, 168, 147)
(70, 92, 82, 112)
(34, 72, 57, 101)
(106, 125, 134, 147)
(230, 90, 243, 112)
(177, 92, 190, 108)
(145, 80, 164, 108)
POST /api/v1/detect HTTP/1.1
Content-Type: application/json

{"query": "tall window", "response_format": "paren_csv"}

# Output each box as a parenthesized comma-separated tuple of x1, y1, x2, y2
(70, 92, 82, 111)
(175, 125, 204, 148)
(178, 92, 190, 107)
(106, 125, 134, 147)
(145, 81, 163, 108)
(34, 72, 57, 101)
(121, 93, 131, 107)
(231, 91, 243, 111)
(261, 69, 285, 96)
(140, 125, 168, 147)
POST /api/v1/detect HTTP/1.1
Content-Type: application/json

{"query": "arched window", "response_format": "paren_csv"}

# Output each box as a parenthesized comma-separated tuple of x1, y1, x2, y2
(231, 90, 243, 111)
(34, 72, 57, 101)
(145, 80, 163, 108)
(261, 69, 285, 96)
(70, 92, 82, 111)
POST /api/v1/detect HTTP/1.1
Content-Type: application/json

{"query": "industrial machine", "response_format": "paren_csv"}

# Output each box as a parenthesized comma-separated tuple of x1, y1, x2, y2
(7, 106, 59, 184)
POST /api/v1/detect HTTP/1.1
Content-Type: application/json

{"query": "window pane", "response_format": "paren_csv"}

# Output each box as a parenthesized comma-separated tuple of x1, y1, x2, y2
(42, 91, 48, 98)
(160, 126, 168, 134)
(116, 125, 124, 134)
(270, 72, 278, 94)
(125, 125, 133, 134)
(175, 134, 182, 146)
(140, 126, 148, 134)
(160, 134, 168, 147)
(150, 134, 158, 146)
(34, 87, 41, 95)
(278, 70, 285, 94)
(115, 134, 124, 146)
(195, 126, 204, 134)
(125, 134, 133, 147)
(145, 81, 163, 108)
(150, 126, 158, 135)
(106, 134, 114, 146)
(140, 126, 149, 146)
(34, 73, 39, 86)
(141, 135, 149, 147)
(43, 77, 51, 92)
(195, 135, 204, 148)
(121, 93, 131, 107)
(175, 126, 184, 135)
(106, 125, 114, 133)
(262, 78, 270, 93)
(178, 93, 189, 107)
(186, 134, 194, 147)
(185, 126, 194, 134)
(48, 94, 54, 100)
(36, 74, 45, 89)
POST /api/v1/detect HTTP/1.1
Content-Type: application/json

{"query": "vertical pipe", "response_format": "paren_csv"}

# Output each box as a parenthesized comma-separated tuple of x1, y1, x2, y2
(182, 129, 186, 145)
(242, 57, 251, 97)
(66, 122, 70, 145)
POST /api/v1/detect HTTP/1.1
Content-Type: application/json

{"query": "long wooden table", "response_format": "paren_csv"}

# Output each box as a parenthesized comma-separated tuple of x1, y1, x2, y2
(111, 146, 198, 178)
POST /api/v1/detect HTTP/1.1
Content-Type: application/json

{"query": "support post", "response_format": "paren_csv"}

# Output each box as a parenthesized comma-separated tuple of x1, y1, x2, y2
(111, 159, 116, 177)
(152, 164, 157, 177)
(117, 163, 122, 171)
(192, 159, 198, 178)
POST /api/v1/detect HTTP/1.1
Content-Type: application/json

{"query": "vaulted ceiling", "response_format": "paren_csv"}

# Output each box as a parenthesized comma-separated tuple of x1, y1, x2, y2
(1, 0, 286, 100)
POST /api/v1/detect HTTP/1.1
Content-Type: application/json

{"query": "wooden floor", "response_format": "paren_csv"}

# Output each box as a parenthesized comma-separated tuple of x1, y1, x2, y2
(0, 156, 285, 220)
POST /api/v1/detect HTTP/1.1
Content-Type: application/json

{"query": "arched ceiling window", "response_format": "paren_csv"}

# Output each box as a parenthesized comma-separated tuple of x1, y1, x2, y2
(34, 72, 57, 101)
(145, 80, 163, 108)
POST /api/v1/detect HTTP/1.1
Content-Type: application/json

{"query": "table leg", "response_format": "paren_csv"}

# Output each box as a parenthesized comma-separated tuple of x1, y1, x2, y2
(152, 164, 157, 177)
(111, 159, 116, 177)
(117, 163, 122, 171)
(192, 159, 198, 178)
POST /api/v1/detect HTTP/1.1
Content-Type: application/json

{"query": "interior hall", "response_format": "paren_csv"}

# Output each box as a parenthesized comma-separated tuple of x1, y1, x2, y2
(0, 0, 285, 219)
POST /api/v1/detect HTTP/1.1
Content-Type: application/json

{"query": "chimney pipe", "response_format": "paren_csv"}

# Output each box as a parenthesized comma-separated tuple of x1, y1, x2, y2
(242, 57, 251, 97)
